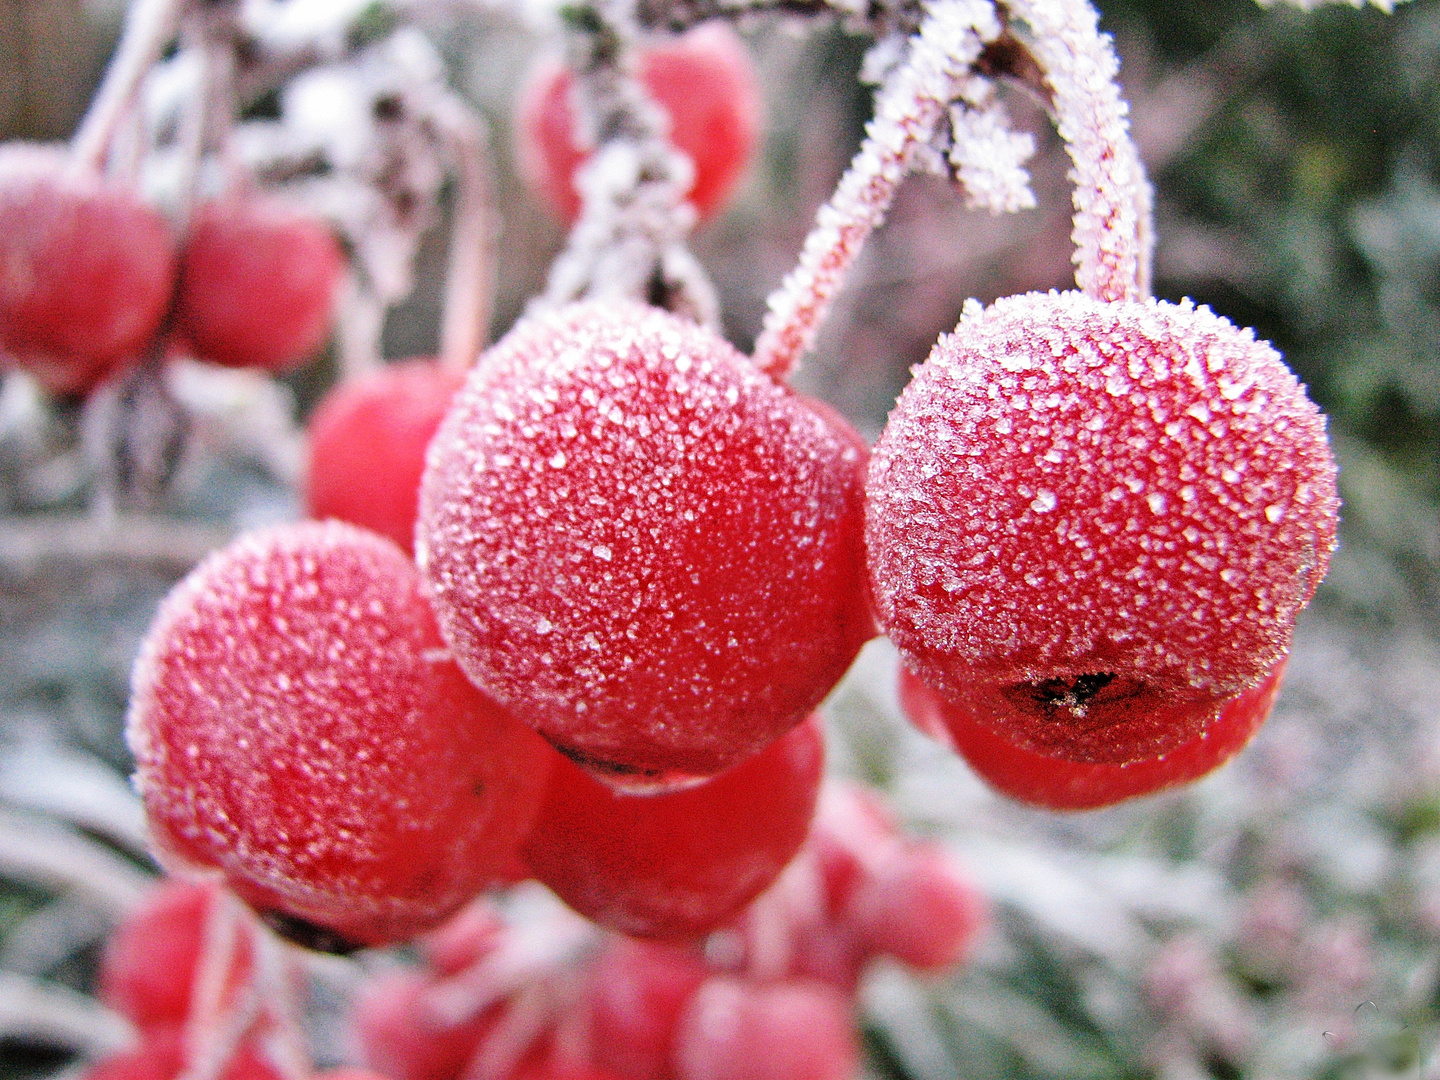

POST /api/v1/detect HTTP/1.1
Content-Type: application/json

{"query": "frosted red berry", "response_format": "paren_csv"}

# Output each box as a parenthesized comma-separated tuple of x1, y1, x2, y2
(354, 970, 501, 1080)
(519, 714, 825, 940)
(174, 195, 343, 372)
(868, 291, 1338, 764)
(97, 879, 257, 1030)
(306, 359, 467, 554)
(0, 144, 175, 395)
(579, 938, 709, 1080)
(418, 301, 872, 786)
(127, 520, 552, 950)
(899, 656, 1287, 810)
(673, 977, 858, 1080)
(847, 841, 985, 972)
(515, 24, 760, 223)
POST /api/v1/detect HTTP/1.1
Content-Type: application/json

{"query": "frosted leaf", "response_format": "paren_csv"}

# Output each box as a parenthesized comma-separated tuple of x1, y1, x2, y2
(1006, 0, 1152, 301)
(753, 0, 1004, 379)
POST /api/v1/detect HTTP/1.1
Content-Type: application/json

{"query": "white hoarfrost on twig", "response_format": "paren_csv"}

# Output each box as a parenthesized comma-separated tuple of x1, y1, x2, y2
(1006, 0, 1152, 301)
(540, 0, 720, 325)
(752, 0, 1006, 380)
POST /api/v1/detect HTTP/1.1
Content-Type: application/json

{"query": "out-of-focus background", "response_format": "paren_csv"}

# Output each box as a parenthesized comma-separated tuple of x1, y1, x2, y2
(3, 0, 1440, 1077)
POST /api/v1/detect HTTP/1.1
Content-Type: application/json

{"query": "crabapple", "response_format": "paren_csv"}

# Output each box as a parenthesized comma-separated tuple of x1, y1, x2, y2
(672, 977, 858, 1080)
(174, 195, 344, 372)
(127, 520, 552, 951)
(354, 970, 501, 1080)
(515, 24, 760, 223)
(867, 291, 1338, 764)
(519, 714, 825, 940)
(846, 841, 985, 972)
(97, 879, 257, 1030)
(0, 144, 175, 395)
(898, 656, 1287, 810)
(306, 359, 467, 554)
(578, 938, 710, 1080)
(418, 301, 872, 788)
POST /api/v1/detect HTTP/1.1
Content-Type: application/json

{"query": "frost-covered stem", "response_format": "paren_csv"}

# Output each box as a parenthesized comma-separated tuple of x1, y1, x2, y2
(752, 0, 1002, 380)
(634, 0, 913, 32)
(0, 971, 134, 1057)
(540, 0, 718, 325)
(430, 95, 497, 372)
(1006, 0, 1151, 300)
(71, 0, 188, 173)
(335, 274, 386, 379)
(179, 891, 260, 1080)
(253, 933, 310, 1080)
(0, 811, 152, 918)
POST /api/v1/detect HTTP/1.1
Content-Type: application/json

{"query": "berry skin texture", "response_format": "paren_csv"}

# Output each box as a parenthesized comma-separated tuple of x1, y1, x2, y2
(515, 24, 760, 223)
(418, 301, 873, 786)
(673, 977, 858, 1080)
(97, 879, 257, 1030)
(174, 196, 344, 372)
(0, 144, 175, 395)
(899, 656, 1286, 811)
(519, 714, 825, 940)
(127, 520, 553, 950)
(306, 359, 468, 554)
(867, 291, 1338, 764)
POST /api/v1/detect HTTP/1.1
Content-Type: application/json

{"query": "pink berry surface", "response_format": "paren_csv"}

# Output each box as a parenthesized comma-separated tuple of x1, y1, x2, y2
(0, 144, 175, 395)
(306, 359, 468, 554)
(898, 657, 1287, 810)
(672, 977, 858, 1080)
(354, 970, 501, 1080)
(579, 938, 709, 1080)
(174, 195, 343, 372)
(515, 24, 760, 223)
(868, 291, 1338, 763)
(418, 300, 872, 786)
(97, 879, 256, 1030)
(127, 520, 552, 949)
(519, 714, 825, 940)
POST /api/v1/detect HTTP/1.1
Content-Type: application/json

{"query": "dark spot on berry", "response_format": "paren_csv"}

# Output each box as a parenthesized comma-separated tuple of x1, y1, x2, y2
(552, 739, 659, 780)
(260, 910, 362, 955)
(1026, 672, 1117, 717)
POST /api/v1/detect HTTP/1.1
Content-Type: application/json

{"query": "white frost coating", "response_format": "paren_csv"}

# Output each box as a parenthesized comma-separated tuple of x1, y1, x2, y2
(1006, 0, 1152, 302)
(752, 0, 1004, 380)
(947, 87, 1037, 215)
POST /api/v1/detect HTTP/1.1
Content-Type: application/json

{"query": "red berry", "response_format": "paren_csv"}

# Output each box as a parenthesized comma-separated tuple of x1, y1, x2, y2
(846, 842, 985, 972)
(79, 1027, 288, 1080)
(898, 655, 1286, 810)
(867, 292, 1338, 764)
(520, 715, 825, 940)
(174, 195, 344, 372)
(515, 25, 761, 223)
(97, 879, 257, 1030)
(418, 301, 872, 787)
(353, 970, 500, 1080)
(0, 144, 175, 395)
(127, 520, 553, 950)
(672, 978, 857, 1080)
(306, 359, 467, 554)
(579, 938, 709, 1080)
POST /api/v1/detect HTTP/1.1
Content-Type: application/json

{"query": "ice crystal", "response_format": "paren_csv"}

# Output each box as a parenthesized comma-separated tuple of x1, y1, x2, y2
(753, 0, 1005, 379)
(1007, 0, 1152, 301)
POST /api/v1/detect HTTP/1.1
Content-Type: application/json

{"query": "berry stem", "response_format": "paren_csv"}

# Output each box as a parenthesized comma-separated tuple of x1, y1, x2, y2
(178, 890, 260, 1080)
(430, 94, 498, 373)
(540, 0, 719, 325)
(71, 0, 188, 174)
(1005, 0, 1152, 301)
(752, 0, 1003, 381)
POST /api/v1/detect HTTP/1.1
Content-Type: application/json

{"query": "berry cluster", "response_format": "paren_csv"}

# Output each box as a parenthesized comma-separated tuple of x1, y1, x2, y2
(352, 780, 981, 1080)
(0, 144, 343, 397)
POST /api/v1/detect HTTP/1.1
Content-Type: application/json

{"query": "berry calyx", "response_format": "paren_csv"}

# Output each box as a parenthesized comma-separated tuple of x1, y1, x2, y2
(867, 291, 1338, 764)
(515, 24, 761, 224)
(128, 520, 553, 950)
(173, 195, 344, 372)
(519, 714, 825, 940)
(0, 144, 176, 395)
(418, 301, 872, 787)
(305, 359, 468, 554)
(899, 656, 1287, 810)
